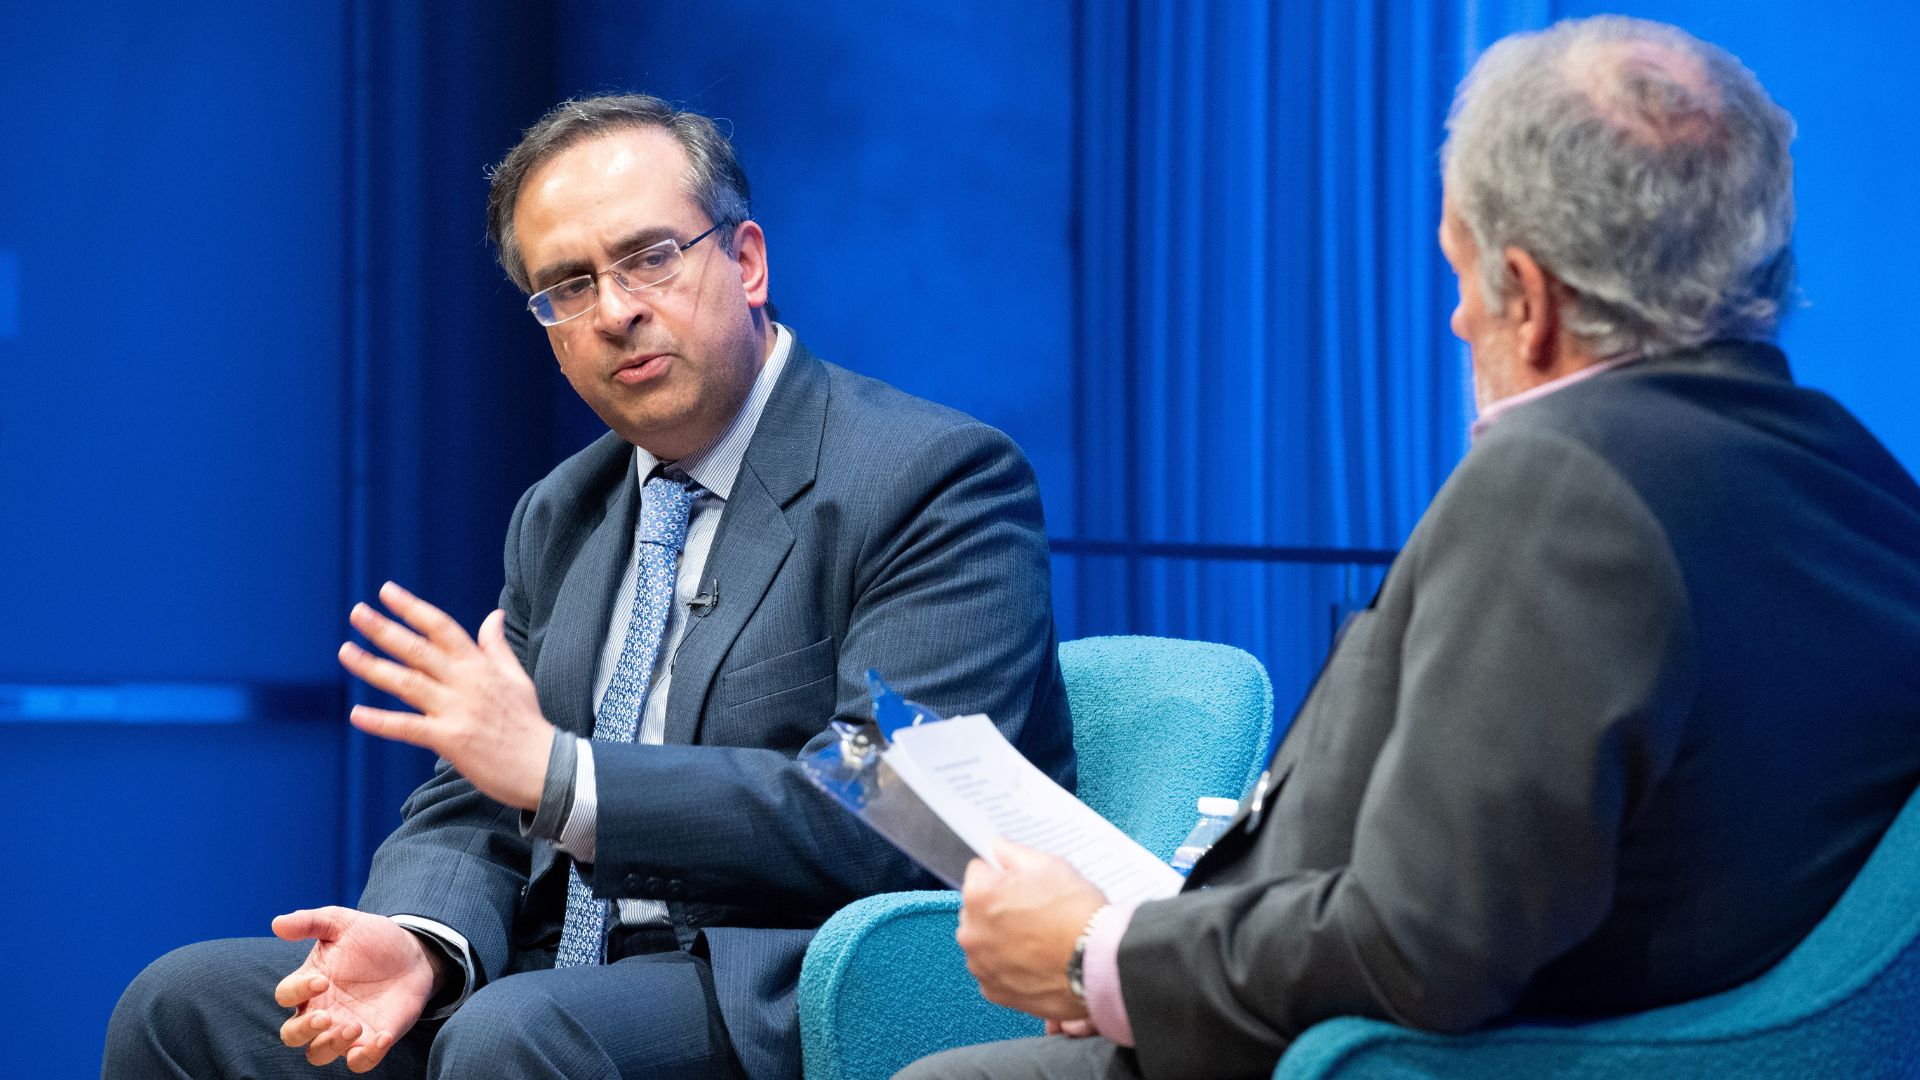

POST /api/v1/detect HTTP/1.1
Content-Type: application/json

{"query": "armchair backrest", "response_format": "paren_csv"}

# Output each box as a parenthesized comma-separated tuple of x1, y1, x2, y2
(1060, 635, 1275, 860)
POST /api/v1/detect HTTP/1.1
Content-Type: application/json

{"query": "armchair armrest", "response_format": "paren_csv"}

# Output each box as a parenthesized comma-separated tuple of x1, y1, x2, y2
(800, 890, 1043, 1079)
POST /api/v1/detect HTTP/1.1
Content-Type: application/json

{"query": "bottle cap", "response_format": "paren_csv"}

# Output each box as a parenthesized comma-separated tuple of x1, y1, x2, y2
(1197, 796, 1240, 817)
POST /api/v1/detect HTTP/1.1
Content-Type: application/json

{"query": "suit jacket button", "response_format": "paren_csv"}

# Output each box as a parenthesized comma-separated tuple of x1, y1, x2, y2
(644, 876, 664, 893)
(668, 881, 687, 899)
(623, 873, 645, 893)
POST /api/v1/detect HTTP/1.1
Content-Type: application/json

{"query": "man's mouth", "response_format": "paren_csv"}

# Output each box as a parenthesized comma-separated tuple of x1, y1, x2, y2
(614, 353, 670, 385)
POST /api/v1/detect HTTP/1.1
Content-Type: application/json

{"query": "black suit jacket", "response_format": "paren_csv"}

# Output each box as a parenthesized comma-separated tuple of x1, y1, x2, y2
(1119, 341, 1920, 1080)
(358, 341, 1075, 1078)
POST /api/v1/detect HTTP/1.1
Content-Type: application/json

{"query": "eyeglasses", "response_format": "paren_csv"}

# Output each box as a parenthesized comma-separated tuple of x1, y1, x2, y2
(525, 223, 721, 326)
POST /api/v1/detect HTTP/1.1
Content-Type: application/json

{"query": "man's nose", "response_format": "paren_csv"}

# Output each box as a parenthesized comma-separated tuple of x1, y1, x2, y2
(591, 274, 652, 335)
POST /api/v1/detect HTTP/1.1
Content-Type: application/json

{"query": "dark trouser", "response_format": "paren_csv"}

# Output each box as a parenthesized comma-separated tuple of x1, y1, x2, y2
(894, 1035, 1146, 1080)
(104, 933, 745, 1080)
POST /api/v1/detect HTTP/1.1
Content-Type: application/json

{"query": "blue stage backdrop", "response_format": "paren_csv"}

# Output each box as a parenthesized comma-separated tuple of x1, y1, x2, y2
(2, 2, 1915, 1076)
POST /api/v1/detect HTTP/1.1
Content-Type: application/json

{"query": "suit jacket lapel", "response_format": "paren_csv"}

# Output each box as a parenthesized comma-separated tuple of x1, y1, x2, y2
(662, 343, 828, 744)
(539, 452, 640, 738)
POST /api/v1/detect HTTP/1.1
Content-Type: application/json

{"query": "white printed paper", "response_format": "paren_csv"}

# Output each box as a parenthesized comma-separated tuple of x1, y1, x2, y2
(888, 714, 1183, 905)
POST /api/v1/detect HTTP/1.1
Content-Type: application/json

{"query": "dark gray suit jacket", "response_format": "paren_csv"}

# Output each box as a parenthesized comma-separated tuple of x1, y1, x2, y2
(358, 341, 1075, 1079)
(1119, 341, 1920, 1080)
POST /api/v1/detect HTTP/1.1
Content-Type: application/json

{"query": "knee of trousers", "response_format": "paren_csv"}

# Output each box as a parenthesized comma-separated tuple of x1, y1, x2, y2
(429, 978, 575, 1075)
(106, 938, 280, 1074)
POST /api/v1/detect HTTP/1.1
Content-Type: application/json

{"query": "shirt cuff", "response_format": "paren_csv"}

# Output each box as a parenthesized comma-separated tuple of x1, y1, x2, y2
(388, 915, 477, 1020)
(557, 739, 598, 863)
(519, 729, 579, 842)
(1082, 900, 1140, 1047)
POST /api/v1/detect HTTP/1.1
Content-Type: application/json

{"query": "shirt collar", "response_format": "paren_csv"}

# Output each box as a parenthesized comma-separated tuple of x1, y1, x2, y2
(633, 323, 793, 500)
(1469, 352, 1642, 440)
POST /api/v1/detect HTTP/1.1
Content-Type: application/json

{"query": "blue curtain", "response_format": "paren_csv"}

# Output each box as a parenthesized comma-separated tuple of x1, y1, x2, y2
(333, 0, 570, 895)
(1058, 0, 1551, 711)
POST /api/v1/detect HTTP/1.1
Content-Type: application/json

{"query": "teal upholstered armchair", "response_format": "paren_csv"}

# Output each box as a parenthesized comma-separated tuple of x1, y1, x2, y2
(1273, 777, 1920, 1078)
(798, 635, 1275, 1080)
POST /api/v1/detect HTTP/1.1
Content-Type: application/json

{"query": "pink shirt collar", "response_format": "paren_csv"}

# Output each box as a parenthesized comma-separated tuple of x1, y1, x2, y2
(1470, 353, 1642, 440)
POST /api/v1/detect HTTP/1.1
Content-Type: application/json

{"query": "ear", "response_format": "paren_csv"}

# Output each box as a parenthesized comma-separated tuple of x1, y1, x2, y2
(1502, 246, 1559, 372)
(732, 219, 770, 309)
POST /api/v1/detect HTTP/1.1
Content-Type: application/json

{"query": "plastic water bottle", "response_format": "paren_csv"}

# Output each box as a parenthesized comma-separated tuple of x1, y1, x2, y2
(1169, 797, 1240, 876)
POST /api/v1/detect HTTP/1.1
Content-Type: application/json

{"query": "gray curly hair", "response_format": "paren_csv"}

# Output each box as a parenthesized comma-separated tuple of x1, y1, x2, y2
(486, 94, 753, 293)
(1442, 16, 1797, 358)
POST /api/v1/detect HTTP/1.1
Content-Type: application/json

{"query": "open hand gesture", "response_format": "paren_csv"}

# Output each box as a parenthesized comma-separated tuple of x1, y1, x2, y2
(338, 581, 553, 811)
(273, 907, 440, 1072)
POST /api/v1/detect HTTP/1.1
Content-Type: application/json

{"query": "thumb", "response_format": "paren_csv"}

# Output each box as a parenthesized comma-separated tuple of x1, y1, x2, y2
(990, 837, 1041, 869)
(478, 609, 515, 662)
(272, 906, 354, 944)
(960, 854, 993, 892)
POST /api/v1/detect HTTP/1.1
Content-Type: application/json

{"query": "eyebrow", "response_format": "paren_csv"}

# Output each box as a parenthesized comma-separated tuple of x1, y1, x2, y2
(528, 225, 684, 291)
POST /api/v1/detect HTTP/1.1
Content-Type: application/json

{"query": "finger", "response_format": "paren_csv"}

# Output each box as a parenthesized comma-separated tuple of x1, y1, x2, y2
(954, 892, 995, 956)
(339, 641, 445, 712)
(350, 602, 448, 680)
(310, 1017, 364, 1066)
(273, 906, 355, 944)
(347, 1031, 396, 1073)
(280, 1007, 329, 1049)
(350, 704, 436, 750)
(273, 969, 329, 1008)
(379, 581, 474, 652)
(306, 1020, 350, 1067)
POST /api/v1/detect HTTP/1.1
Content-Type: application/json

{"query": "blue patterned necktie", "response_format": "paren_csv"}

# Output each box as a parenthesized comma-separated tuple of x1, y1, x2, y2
(555, 472, 696, 967)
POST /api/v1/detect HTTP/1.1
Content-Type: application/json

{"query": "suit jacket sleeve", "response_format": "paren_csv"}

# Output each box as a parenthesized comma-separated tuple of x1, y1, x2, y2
(580, 419, 1071, 915)
(1117, 429, 1698, 1080)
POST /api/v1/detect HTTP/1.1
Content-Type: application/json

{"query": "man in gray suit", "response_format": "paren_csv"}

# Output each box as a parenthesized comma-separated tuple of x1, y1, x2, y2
(904, 17, 1920, 1080)
(105, 95, 1073, 1079)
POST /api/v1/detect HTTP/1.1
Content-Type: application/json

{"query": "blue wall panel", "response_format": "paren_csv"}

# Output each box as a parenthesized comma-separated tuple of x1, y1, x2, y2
(0, 5, 355, 1072)
(0, 3, 558, 1072)
(0, 2, 348, 684)
(0, 720, 346, 1073)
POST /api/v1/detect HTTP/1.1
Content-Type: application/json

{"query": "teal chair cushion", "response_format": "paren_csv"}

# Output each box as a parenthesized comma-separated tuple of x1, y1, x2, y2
(799, 635, 1274, 1080)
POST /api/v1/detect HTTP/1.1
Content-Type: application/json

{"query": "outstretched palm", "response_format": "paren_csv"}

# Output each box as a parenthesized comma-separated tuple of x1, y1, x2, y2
(274, 906, 438, 1072)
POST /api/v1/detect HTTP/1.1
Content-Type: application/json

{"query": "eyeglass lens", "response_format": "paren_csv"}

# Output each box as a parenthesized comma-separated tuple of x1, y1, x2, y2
(528, 238, 688, 326)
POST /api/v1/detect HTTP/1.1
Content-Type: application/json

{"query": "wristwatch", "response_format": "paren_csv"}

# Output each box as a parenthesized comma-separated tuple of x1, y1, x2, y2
(1066, 906, 1106, 1002)
(1066, 931, 1090, 1001)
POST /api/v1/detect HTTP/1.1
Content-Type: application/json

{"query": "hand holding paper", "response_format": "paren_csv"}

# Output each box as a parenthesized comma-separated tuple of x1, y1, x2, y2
(956, 839, 1104, 1021)
(800, 699, 1190, 1027)
(798, 688, 1189, 1024)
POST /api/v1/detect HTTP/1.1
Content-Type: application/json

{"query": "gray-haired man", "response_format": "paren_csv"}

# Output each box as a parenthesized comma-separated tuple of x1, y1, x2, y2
(905, 17, 1920, 1080)
(104, 94, 1074, 1079)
